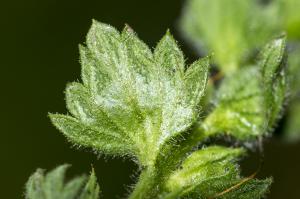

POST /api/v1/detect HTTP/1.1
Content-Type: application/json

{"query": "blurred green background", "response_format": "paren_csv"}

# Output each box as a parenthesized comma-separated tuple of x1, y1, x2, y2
(1, 0, 300, 198)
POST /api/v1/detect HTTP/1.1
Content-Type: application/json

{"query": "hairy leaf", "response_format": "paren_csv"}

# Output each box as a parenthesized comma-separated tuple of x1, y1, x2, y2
(215, 178, 272, 199)
(259, 36, 288, 128)
(203, 67, 265, 140)
(50, 20, 209, 166)
(164, 146, 271, 199)
(202, 37, 288, 140)
(45, 20, 288, 199)
(50, 114, 134, 156)
(80, 168, 101, 199)
(25, 165, 100, 199)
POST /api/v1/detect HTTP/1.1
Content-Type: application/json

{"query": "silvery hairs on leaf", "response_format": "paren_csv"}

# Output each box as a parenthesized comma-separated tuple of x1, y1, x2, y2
(43, 20, 286, 199)
(50, 20, 209, 166)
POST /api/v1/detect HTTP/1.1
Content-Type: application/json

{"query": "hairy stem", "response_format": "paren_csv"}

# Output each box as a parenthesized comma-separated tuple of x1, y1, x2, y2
(129, 167, 160, 199)
(129, 127, 208, 199)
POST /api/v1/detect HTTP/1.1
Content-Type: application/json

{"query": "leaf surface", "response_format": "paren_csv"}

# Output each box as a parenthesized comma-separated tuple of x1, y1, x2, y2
(50, 20, 209, 166)
(25, 165, 100, 199)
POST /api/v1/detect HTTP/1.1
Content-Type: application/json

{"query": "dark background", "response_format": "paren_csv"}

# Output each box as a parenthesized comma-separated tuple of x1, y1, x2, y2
(1, 0, 299, 198)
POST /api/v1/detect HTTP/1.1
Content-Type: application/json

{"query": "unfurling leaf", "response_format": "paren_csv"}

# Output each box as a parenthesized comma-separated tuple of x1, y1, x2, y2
(164, 146, 271, 199)
(25, 165, 100, 199)
(202, 37, 288, 141)
(203, 67, 265, 140)
(259, 36, 288, 128)
(80, 168, 101, 199)
(50, 20, 209, 166)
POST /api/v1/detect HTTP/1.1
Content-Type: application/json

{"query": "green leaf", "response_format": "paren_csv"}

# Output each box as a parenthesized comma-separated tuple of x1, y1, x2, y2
(25, 165, 100, 199)
(216, 178, 272, 199)
(184, 57, 210, 107)
(164, 146, 271, 199)
(203, 67, 265, 140)
(80, 169, 101, 199)
(48, 20, 283, 199)
(166, 146, 244, 192)
(201, 37, 288, 140)
(180, 0, 276, 73)
(259, 36, 288, 128)
(50, 114, 134, 156)
(154, 30, 185, 75)
(50, 20, 209, 166)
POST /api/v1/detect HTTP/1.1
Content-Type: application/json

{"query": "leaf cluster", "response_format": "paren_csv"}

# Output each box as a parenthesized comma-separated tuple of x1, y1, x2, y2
(25, 0, 295, 197)
(180, 0, 300, 141)
(25, 165, 100, 199)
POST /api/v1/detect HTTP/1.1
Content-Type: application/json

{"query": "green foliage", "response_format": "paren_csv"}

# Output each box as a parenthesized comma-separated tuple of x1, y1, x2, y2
(25, 165, 100, 199)
(180, 0, 275, 73)
(203, 37, 287, 140)
(20, 0, 295, 194)
(50, 20, 209, 167)
(180, 0, 300, 142)
(179, 0, 300, 72)
(164, 146, 271, 199)
(259, 37, 288, 127)
(44, 20, 289, 199)
(203, 67, 265, 140)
